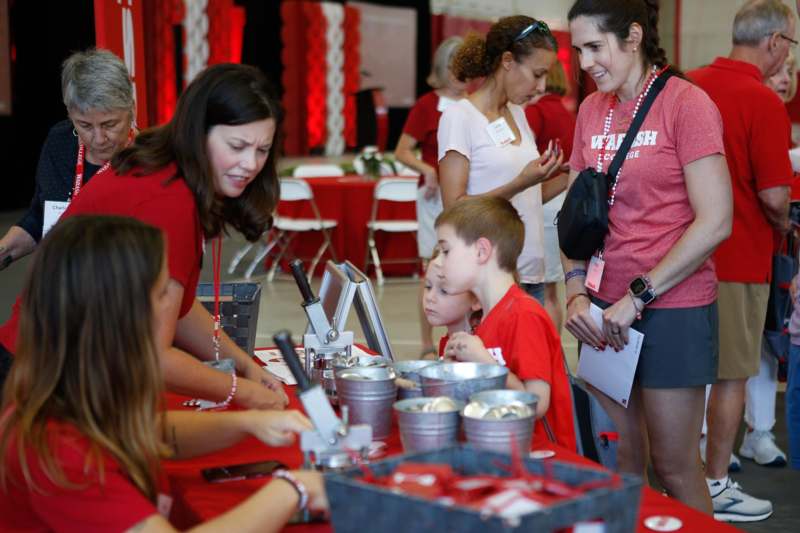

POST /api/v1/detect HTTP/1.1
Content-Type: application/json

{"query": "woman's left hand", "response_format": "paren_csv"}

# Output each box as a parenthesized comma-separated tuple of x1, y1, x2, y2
(244, 360, 289, 404)
(601, 295, 638, 351)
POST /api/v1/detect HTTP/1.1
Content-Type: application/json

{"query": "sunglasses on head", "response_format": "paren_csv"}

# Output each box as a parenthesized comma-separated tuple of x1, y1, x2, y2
(513, 20, 556, 49)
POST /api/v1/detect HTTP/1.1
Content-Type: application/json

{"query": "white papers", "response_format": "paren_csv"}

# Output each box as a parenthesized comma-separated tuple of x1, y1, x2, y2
(789, 146, 800, 173)
(254, 348, 304, 385)
(577, 304, 644, 408)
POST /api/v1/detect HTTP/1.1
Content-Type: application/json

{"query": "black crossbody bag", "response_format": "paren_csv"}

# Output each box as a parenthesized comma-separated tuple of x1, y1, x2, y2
(557, 71, 673, 260)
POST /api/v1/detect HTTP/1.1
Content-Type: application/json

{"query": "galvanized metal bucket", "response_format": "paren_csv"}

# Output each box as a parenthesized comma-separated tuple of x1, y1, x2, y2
(335, 366, 397, 440)
(393, 397, 463, 453)
(419, 362, 508, 402)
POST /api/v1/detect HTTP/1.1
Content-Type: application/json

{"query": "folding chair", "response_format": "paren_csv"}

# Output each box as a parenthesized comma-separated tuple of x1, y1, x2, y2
(292, 164, 344, 178)
(265, 178, 338, 281)
(364, 177, 420, 286)
(227, 178, 338, 280)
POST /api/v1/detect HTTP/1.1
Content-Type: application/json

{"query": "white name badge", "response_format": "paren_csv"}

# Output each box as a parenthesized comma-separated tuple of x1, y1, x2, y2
(43, 200, 70, 238)
(585, 255, 605, 292)
(485, 117, 516, 147)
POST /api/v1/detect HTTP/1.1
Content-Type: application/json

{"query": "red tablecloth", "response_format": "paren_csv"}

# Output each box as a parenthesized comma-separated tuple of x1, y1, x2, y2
(163, 384, 739, 532)
(274, 176, 419, 277)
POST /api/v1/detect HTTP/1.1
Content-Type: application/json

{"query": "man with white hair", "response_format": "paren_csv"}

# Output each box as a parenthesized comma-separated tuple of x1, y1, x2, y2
(689, 0, 794, 523)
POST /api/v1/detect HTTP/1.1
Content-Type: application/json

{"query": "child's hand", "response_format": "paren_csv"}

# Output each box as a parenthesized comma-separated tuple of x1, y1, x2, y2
(444, 332, 494, 364)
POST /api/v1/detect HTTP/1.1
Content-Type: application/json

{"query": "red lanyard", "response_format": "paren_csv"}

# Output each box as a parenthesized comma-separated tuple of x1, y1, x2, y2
(73, 129, 134, 199)
(212, 236, 223, 361)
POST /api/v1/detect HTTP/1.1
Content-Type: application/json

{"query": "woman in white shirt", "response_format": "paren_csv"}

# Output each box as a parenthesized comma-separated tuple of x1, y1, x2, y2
(438, 15, 565, 300)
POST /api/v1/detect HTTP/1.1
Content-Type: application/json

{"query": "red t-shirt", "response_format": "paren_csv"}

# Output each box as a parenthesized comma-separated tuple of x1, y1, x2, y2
(0, 163, 202, 354)
(475, 284, 577, 451)
(570, 75, 725, 307)
(438, 334, 449, 359)
(689, 58, 794, 283)
(525, 93, 577, 160)
(1, 420, 159, 532)
(402, 91, 445, 185)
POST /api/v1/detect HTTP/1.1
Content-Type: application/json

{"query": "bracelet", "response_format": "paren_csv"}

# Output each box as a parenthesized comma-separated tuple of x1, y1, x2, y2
(274, 469, 309, 511)
(564, 268, 587, 283)
(627, 290, 644, 321)
(566, 293, 590, 308)
(219, 372, 237, 408)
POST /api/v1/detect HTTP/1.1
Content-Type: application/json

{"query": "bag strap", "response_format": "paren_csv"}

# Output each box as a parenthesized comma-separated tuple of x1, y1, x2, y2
(607, 70, 673, 180)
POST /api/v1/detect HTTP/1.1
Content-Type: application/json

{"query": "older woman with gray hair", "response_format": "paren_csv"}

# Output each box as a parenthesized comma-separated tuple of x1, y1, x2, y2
(394, 36, 467, 358)
(0, 48, 135, 269)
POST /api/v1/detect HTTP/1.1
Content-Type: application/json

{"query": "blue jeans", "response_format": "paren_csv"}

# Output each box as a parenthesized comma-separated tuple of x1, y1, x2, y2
(519, 282, 545, 304)
(788, 343, 800, 469)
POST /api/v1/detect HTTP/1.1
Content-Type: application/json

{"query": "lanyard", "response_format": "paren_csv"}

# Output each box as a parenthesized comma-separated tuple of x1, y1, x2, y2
(73, 129, 134, 199)
(212, 236, 223, 361)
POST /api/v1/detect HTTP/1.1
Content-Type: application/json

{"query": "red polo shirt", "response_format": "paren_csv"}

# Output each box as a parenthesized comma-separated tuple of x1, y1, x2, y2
(689, 57, 793, 283)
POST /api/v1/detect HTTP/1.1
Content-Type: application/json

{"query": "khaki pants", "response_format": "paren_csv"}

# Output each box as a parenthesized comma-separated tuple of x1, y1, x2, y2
(717, 282, 769, 380)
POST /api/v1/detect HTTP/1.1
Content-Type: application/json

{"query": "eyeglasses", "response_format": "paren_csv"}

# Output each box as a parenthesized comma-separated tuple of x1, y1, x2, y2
(779, 33, 799, 47)
(514, 20, 557, 49)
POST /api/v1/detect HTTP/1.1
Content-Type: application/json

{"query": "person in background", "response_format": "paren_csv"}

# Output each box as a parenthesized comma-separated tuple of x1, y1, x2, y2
(438, 15, 566, 304)
(525, 59, 577, 332)
(566, 0, 731, 514)
(0, 64, 289, 410)
(0, 48, 135, 270)
(0, 215, 327, 532)
(689, 0, 794, 521)
(394, 36, 467, 359)
(740, 51, 796, 468)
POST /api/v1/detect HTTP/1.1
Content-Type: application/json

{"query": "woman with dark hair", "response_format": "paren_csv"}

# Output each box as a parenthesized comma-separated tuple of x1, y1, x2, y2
(0, 63, 288, 410)
(563, 0, 732, 513)
(0, 215, 327, 531)
(437, 15, 566, 303)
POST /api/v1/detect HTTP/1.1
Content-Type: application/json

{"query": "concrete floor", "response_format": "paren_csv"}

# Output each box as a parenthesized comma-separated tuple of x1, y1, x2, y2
(1, 209, 798, 531)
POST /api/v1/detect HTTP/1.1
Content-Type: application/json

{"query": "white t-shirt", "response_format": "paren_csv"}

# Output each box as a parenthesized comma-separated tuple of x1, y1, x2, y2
(437, 99, 544, 283)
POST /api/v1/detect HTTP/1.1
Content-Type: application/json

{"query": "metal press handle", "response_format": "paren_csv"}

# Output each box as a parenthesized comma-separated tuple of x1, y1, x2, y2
(273, 330, 312, 392)
(289, 259, 318, 306)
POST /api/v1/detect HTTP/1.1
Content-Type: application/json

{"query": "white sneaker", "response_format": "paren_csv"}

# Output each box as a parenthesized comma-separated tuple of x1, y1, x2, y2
(699, 435, 742, 472)
(739, 430, 787, 467)
(710, 478, 773, 522)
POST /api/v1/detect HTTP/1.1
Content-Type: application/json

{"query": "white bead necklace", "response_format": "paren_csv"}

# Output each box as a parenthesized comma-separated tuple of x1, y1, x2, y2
(596, 65, 661, 207)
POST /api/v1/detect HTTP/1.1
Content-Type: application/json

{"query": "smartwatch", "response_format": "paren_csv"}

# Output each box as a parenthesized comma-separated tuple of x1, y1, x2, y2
(629, 275, 657, 305)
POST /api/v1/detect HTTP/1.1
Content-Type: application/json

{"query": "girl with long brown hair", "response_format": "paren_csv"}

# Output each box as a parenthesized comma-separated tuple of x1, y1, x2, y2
(0, 215, 327, 531)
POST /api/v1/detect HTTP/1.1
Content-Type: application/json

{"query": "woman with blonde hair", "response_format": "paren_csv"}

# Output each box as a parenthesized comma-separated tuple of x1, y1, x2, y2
(394, 36, 467, 357)
(0, 215, 327, 531)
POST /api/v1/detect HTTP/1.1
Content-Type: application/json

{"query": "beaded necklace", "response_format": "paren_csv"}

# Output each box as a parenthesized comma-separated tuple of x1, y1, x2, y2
(595, 65, 667, 206)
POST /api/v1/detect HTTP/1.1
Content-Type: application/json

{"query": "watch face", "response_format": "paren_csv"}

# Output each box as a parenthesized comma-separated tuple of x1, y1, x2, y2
(630, 278, 647, 294)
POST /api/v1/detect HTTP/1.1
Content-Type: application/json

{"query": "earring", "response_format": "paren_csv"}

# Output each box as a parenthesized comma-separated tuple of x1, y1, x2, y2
(72, 128, 78, 137)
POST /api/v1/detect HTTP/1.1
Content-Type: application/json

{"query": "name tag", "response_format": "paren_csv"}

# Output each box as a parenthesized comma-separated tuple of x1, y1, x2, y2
(585, 256, 605, 292)
(43, 200, 70, 238)
(485, 117, 516, 147)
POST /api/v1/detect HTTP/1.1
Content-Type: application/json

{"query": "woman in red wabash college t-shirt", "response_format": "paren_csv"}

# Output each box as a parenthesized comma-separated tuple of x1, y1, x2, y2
(0, 64, 289, 411)
(0, 216, 328, 532)
(564, 1, 732, 513)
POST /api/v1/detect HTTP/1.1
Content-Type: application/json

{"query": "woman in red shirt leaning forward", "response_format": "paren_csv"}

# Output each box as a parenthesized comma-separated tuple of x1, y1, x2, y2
(0, 215, 327, 532)
(0, 64, 289, 410)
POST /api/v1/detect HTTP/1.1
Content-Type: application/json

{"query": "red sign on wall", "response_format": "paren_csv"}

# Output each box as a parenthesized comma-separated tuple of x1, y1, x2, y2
(93, 0, 148, 128)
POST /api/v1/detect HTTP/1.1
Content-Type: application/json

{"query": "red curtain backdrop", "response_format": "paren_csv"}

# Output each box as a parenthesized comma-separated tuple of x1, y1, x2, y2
(343, 6, 361, 149)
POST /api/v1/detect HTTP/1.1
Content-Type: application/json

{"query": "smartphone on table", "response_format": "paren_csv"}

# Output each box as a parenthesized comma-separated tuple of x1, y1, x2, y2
(201, 460, 286, 483)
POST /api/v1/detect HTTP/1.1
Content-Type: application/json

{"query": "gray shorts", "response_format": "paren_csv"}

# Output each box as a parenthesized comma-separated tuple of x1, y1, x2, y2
(592, 297, 719, 388)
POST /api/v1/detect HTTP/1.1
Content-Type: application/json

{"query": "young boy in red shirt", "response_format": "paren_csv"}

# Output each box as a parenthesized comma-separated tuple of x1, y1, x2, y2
(434, 196, 576, 450)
